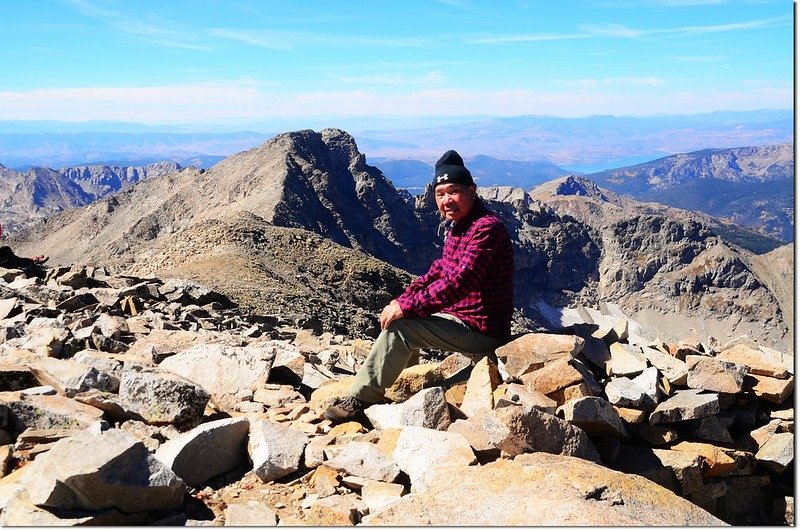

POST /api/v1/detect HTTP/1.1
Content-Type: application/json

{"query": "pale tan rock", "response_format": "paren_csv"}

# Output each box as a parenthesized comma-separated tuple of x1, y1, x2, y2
(385, 364, 442, 402)
(558, 396, 627, 439)
(328, 421, 364, 437)
(716, 344, 789, 379)
(749, 419, 782, 450)
(304, 433, 336, 469)
(154, 417, 250, 487)
(158, 343, 275, 410)
(671, 441, 737, 477)
(249, 419, 309, 483)
(639, 346, 688, 385)
(614, 406, 648, 424)
(125, 329, 209, 359)
(745, 373, 794, 404)
(770, 406, 794, 422)
(362, 453, 725, 526)
(547, 381, 594, 406)
(609, 343, 648, 376)
(305, 492, 365, 526)
(224, 500, 278, 526)
(591, 316, 629, 344)
(392, 426, 477, 492)
(444, 382, 466, 407)
(460, 356, 502, 416)
(308, 465, 340, 497)
(685, 355, 747, 394)
(520, 357, 582, 395)
(449, 405, 601, 462)
(0, 489, 146, 526)
(324, 441, 401, 483)
(495, 333, 584, 378)
(253, 384, 306, 408)
(438, 352, 473, 378)
(20, 427, 185, 512)
(755, 431, 793, 472)
(503, 383, 557, 414)
(0, 445, 12, 477)
(361, 481, 405, 514)
(27, 357, 117, 398)
(605, 376, 645, 408)
(374, 427, 403, 456)
(308, 376, 355, 411)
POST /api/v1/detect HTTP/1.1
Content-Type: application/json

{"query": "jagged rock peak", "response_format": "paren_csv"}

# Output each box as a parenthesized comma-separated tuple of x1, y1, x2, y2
(225, 128, 367, 170)
(553, 175, 609, 201)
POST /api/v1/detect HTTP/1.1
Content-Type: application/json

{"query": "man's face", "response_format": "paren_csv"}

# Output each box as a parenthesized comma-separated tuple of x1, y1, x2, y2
(435, 183, 476, 222)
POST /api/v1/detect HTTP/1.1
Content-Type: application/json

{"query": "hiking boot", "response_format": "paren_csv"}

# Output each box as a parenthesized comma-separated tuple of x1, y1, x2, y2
(323, 395, 369, 424)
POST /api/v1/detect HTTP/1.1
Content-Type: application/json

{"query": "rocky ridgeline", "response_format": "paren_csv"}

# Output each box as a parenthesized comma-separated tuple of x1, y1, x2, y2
(0, 264, 792, 525)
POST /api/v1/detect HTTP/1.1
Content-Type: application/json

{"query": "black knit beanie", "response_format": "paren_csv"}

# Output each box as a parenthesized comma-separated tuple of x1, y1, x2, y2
(433, 150, 474, 188)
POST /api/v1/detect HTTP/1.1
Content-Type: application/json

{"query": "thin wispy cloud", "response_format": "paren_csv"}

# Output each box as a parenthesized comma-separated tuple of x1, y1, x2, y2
(63, 0, 212, 51)
(669, 54, 727, 62)
(209, 29, 293, 51)
(210, 28, 429, 50)
(467, 33, 592, 44)
(581, 15, 790, 39)
(472, 14, 790, 45)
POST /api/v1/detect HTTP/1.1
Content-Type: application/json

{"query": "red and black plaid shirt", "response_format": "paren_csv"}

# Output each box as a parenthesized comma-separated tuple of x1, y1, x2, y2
(396, 200, 514, 340)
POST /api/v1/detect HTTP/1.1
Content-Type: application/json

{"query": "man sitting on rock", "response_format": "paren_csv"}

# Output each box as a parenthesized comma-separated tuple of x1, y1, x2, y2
(325, 149, 515, 423)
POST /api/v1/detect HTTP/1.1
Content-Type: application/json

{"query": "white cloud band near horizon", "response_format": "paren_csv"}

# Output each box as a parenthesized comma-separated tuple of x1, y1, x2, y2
(0, 83, 791, 125)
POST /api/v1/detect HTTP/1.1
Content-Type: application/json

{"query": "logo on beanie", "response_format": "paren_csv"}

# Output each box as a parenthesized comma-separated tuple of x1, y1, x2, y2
(433, 149, 474, 188)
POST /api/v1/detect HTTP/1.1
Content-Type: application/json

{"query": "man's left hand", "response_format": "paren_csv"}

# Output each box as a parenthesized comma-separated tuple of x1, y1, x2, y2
(380, 300, 404, 330)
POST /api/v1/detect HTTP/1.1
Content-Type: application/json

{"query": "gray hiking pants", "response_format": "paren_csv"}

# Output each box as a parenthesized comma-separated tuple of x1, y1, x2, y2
(350, 313, 505, 403)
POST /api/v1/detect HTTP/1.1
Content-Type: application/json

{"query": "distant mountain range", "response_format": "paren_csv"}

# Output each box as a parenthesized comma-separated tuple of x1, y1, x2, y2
(0, 162, 180, 234)
(356, 109, 793, 172)
(0, 109, 791, 172)
(587, 143, 794, 242)
(369, 155, 571, 192)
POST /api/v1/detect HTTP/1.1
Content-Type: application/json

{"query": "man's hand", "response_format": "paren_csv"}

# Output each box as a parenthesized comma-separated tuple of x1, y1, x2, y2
(379, 300, 404, 330)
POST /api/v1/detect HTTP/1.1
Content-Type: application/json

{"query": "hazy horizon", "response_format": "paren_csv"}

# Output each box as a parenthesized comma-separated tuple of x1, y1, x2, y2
(1, 1, 792, 125)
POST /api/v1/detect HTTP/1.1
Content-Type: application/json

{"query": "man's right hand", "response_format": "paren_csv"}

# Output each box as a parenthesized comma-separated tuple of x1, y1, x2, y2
(379, 300, 404, 330)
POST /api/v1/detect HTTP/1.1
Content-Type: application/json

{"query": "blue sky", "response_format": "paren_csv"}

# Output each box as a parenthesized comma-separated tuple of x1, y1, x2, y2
(0, 0, 793, 126)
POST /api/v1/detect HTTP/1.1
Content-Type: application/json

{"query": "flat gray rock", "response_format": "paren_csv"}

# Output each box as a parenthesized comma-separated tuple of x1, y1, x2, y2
(155, 416, 250, 487)
(118, 368, 210, 430)
(324, 441, 401, 483)
(649, 389, 720, 425)
(248, 419, 309, 483)
(19, 426, 185, 512)
(559, 396, 628, 439)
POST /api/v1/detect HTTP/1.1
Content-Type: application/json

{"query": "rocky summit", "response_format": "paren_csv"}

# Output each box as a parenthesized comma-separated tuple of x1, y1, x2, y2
(0, 127, 794, 525)
(7, 128, 793, 349)
(0, 262, 792, 525)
